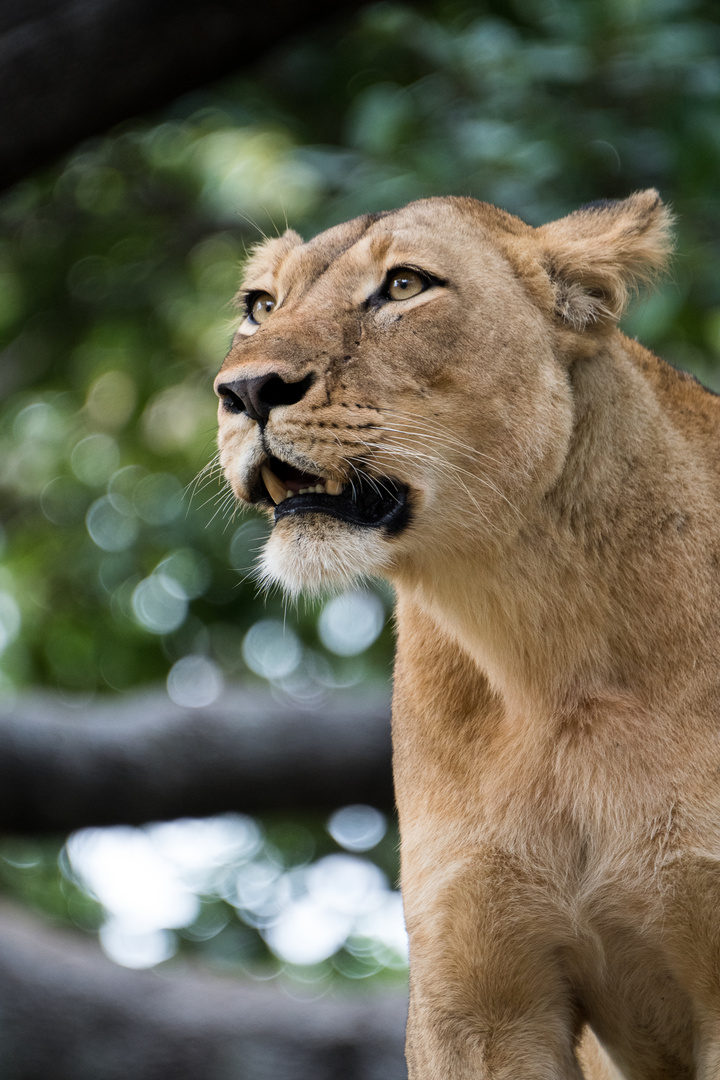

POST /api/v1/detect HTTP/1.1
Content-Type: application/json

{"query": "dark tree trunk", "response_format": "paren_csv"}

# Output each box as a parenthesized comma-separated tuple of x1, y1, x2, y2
(0, 686, 394, 832)
(0, 901, 408, 1079)
(0, 0, 369, 191)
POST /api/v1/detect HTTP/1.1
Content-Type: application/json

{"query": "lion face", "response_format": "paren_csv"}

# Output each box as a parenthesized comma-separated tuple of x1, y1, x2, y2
(214, 193, 670, 596)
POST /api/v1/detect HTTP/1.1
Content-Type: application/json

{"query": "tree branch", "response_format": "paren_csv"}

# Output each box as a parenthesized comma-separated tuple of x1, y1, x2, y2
(0, 685, 393, 833)
(0, 901, 408, 1079)
(0, 0, 370, 190)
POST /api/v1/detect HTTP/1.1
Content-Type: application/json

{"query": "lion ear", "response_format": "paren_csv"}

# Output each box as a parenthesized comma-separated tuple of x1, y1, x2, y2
(536, 190, 674, 330)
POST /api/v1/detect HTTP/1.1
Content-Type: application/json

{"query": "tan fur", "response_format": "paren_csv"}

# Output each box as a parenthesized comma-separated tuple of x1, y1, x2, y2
(215, 192, 720, 1078)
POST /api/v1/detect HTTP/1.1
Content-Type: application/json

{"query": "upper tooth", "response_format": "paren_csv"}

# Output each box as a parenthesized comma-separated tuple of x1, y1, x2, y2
(260, 466, 346, 504)
(261, 464, 288, 506)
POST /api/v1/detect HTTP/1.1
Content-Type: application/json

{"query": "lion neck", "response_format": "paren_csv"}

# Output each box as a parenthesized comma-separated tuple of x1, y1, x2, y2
(390, 332, 715, 722)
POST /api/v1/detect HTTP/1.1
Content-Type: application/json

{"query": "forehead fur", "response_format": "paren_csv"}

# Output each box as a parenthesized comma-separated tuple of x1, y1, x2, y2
(237, 191, 672, 331)
(240, 199, 532, 294)
(240, 212, 393, 290)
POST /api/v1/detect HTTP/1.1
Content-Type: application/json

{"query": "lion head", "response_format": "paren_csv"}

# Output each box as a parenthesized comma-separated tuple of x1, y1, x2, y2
(215, 193, 671, 597)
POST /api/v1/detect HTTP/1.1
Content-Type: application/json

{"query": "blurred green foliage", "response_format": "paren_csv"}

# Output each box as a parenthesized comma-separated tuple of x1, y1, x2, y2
(2, 0, 720, 697)
(1, 0, 720, 980)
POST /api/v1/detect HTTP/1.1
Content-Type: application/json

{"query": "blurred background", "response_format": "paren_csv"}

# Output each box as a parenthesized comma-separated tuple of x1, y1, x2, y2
(1, 0, 720, 1075)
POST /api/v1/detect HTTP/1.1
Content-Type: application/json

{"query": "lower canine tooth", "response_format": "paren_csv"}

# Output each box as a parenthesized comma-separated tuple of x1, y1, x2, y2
(326, 479, 344, 496)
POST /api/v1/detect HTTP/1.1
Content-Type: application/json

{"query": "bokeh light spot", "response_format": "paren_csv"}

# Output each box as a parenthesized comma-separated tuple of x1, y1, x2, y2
(71, 433, 121, 487)
(166, 654, 224, 708)
(242, 619, 302, 680)
(141, 384, 215, 454)
(107, 463, 148, 499)
(155, 549, 211, 599)
(133, 472, 184, 524)
(265, 899, 352, 966)
(99, 922, 175, 969)
(86, 494, 138, 552)
(306, 855, 387, 916)
(67, 826, 199, 968)
(13, 401, 66, 443)
(327, 805, 387, 852)
(85, 370, 137, 429)
(132, 573, 187, 634)
(148, 815, 263, 886)
(318, 591, 385, 656)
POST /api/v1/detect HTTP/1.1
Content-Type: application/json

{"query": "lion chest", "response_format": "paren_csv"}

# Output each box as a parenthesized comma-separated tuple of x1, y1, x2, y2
(391, 663, 697, 936)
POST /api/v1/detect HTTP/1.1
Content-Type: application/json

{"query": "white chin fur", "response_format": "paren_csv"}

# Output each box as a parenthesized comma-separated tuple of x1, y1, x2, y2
(258, 516, 392, 597)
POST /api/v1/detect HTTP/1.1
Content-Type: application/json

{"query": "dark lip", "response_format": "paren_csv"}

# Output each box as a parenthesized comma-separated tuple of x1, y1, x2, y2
(249, 453, 411, 535)
(274, 482, 410, 534)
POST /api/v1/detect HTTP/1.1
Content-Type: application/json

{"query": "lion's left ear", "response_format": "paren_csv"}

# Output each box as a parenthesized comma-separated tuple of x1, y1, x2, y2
(536, 190, 674, 330)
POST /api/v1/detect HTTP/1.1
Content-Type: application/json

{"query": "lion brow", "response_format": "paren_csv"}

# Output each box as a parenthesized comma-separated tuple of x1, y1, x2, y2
(293, 210, 397, 299)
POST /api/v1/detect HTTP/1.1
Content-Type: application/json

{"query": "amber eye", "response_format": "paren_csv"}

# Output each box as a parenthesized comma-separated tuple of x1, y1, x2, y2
(249, 292, 276, 324)
(387, 269, 425, 301)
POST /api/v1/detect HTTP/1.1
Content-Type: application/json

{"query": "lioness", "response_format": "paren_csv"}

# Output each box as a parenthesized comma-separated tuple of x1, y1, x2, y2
(214, 191, 720, 1079)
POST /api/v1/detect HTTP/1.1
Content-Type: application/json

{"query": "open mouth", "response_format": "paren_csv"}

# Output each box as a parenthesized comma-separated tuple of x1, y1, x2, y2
(257, 456, 410, 534)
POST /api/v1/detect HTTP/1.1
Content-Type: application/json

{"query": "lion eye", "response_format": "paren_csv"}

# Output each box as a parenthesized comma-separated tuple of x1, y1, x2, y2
(387, 269, 425, 301)
(249, 292, 276, 324)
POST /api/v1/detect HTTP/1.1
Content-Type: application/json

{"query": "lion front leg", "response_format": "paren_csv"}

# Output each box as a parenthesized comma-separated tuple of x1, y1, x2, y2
(405, 997, 587, 1080)
(401, 851, 588, 1080)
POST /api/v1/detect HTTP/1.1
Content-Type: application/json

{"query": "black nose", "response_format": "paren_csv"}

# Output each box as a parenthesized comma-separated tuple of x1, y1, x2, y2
(216, 372, 314, 423)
